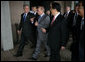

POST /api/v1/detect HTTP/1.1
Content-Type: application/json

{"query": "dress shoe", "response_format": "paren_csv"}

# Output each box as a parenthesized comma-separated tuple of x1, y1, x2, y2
(44, 54, 50, 57)
(14, 53, 22, 57)
(28, 57, 37, 60)
(30, 45, 35, 48)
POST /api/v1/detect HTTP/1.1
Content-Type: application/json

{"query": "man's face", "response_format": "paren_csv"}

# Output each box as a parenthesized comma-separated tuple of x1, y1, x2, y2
(24, 6, 29, 13)
(78, 5, 84, 17)
(46, 10, 50, 15)
(75, 6, 79, 13)
(32, 7, 37, 12)
(37, 7, 42, 15)
(66, 7, 70, 12)
(50, 6, 56, 16)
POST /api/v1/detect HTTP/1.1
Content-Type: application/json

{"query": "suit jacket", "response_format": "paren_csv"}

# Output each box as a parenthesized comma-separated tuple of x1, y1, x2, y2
(77, 18, 84, 49)
(37, 14, 50, 41)
(47, 14, 67, 49)
(70, 15, 82, 51)
(63, 11, 73, 29)
(18, 12, 33, 38)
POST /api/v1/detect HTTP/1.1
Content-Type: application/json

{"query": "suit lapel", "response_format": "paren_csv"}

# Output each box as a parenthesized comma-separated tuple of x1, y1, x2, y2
(38, 14, 46, 23)
(51, 14, 61, 27)
(25, 12, 30, 21)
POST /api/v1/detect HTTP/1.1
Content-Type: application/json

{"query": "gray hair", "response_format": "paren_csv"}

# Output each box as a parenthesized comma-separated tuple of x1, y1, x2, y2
(23, 4, 29, 9)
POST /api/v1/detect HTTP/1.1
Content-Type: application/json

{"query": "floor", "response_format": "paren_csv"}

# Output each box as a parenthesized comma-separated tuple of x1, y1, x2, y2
(1, 35, 72, 61)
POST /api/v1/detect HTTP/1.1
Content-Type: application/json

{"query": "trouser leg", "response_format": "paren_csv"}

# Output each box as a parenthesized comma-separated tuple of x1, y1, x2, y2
(44, 40, 50, 56)
(79, 44, 84, 61)
(49, 48, 60, 61)
(17, 33, 27, 54)
(32, 38, 41, 59)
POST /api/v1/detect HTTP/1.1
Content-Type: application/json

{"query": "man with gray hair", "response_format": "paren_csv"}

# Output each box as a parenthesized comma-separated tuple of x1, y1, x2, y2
(14, 4, 34, 57)
(30, 6, 50, 60)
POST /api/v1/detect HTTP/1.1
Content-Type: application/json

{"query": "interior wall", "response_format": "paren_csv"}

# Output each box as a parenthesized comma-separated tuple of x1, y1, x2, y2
(9, 1, 24, 43)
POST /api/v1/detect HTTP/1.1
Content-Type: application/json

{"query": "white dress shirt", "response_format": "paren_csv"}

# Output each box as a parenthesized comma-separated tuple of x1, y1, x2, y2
(54, 12, 60, 20)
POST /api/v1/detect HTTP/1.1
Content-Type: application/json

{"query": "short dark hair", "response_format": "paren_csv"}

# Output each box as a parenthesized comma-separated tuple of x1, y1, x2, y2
(75, 3, 79, 7)
(74, 3, 79, 9)
(38, 6, 45, 12)
(51, 2, 61, 12)
(79, 1, 84, 6)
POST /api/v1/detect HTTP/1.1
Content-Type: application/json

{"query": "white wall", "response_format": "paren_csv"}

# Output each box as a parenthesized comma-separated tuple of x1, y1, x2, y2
(1, 1, 14, 51)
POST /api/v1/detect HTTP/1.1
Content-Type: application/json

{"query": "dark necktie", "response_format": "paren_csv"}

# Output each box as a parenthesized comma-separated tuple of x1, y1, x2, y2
(80, 19, 84, 30)
(23, 13, 26, 22)
(65, 13, 68, 18)
(38, 16, 41, 22)
(73, 13, 78, 26)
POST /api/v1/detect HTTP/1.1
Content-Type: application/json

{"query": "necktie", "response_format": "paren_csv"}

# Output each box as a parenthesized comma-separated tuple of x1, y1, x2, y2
(38, 16, 41, 22)
(64, 13, 68, 18)
(73, 13, 78, 26)
(51, 16, 55, 25)
(23, 13, 26, 22)
(80, 19, 84, 30)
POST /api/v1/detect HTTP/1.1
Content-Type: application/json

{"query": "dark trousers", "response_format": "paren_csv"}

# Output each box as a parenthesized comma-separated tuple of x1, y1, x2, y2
(71, 42, 79, 61)
(17, 33, 29, 54)
(79, 44, 84, 61)
(72, 26, 77, 41)
(71, 26, 79, 61)
(30, 30, 37, 47)
(49, 47, 60, 61)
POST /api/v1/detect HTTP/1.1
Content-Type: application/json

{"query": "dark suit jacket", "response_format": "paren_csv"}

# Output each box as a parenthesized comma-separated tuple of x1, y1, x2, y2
(63, 11, 74, 29)
(18, 12, 33, 38)
(47, 14, 67, 49)
(76, 18, 84, 49)
(70, 15, 82, 52)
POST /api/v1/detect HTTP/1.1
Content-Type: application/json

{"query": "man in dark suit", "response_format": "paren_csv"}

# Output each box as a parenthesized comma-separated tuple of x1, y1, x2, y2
(14, 4, 33, 57)
(47, 2, 67, 61)
(29, 6, 38, 48)
(63, 6, 71, 20)
(77, 2, 84, 61)
(68, 4, 81, 61)
(63, 6, 72, 43)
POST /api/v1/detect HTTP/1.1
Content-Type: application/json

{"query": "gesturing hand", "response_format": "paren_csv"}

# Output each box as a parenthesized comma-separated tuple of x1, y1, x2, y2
(30, 17, 35, 22)
(35, 21, 38, 26)
(41, 28, 46, 33)
(61, 46, 65, 50)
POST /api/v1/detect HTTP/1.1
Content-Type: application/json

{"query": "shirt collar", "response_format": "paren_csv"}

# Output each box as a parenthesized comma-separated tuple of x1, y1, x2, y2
(67, 10, 70, 14)
(30, 11, 36, 15)
(75, 12, 78, 15)
(54, 12, 60, 19)
(82, 17, 84, 20)
(24, 13, 28, 16)
(40, 13, 45, 17)
(30, 11, 34, 13)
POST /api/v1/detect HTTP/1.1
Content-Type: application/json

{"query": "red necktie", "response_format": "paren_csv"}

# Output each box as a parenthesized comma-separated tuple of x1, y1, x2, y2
(51, 16, 55, 25)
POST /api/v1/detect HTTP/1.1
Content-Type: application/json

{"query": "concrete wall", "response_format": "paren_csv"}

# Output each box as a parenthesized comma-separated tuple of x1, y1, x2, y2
(9, 1, 24, 42)
(1, 1, 14, 51)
